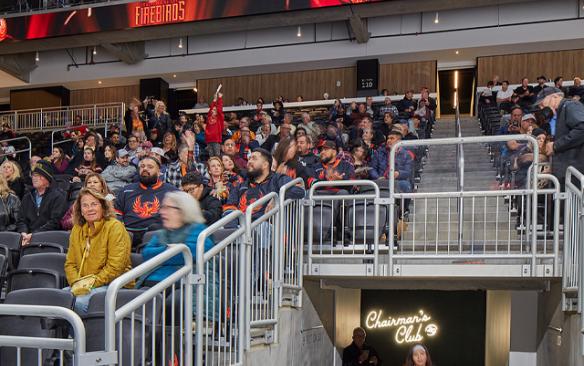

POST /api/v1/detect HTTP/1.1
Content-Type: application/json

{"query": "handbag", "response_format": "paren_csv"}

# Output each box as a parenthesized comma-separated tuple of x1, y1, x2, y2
(70, 237, 97, 297)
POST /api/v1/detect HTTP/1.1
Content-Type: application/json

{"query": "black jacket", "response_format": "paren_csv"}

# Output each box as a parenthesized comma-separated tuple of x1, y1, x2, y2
(199, 186, 222, 225)
(16, 186, 67, 233)
(552, 99, 584, 179)
(342, 342, 382, 366)
(0, 193, 21, 231)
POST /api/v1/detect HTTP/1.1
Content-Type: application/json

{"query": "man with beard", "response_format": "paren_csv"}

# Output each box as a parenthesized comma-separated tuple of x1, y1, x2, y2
(296, 134, 319, 171)
(223, 148, 304, 219)
(312, 139, 355, 183)
(115, 156, 177, 247)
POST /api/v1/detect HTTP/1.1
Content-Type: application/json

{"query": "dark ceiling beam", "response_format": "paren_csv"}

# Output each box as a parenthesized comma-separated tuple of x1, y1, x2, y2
(0, 0, 536, 55)
(348, 14, 370, 44)
(0, 53, 37, 82)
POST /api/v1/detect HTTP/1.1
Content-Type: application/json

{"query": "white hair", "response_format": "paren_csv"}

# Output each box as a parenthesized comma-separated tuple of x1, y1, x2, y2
(164, 191, 205, 224)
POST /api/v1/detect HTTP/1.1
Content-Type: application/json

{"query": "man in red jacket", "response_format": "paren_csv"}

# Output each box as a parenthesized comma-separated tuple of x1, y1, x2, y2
(205, 84, 224, 157)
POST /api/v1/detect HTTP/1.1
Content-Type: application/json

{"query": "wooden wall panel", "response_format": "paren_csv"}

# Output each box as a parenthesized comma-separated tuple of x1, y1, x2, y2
(379, 61, 437, 94)
(197, 61, 435, 105)
(477, 49, 584, 86)
(70, 85, 140, 105)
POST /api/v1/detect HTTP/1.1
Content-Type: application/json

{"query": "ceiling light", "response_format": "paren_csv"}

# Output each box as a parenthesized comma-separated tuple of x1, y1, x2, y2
(173, 74, 177, 78)
(178, 38, 183, 49)
(297, 25, 302, 37)
(455, 50, 459, 55)
(193, 87, 198, 93)
(98, 81, 102, 85)
(434, 12, 439, 24)
(35, 51, 39, 62)
(93, 46, 97, 55)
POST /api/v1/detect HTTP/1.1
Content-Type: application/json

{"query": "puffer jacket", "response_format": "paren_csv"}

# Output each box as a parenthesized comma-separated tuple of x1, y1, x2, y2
(551, 99, 584, 179)
(65, 218, 133, 288)
(101, 163, 137, 193)
(0, 193, 21, 231)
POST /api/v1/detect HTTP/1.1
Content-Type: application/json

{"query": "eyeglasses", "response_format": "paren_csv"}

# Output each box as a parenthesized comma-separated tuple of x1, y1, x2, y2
(182, 186, 198, 194)
(81, 202, 101, 210)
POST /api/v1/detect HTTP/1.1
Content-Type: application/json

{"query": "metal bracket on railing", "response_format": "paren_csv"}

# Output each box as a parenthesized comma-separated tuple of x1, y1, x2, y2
(375, 198, 392, 205)
(273, 280, 282, 289)
(302, 199, 314, 207)
(77, 351, 118, 365)
(190, 274, 205, 285)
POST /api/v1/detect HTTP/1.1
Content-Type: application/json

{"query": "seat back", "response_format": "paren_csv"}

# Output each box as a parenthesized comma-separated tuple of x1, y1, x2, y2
(130, 252, 143, 268)
(21, 242, 65, 256)
(18, 253, 67, 275)
(30, 231, 70, 251)
(6, 269, 61, 293)
(0, 231, 22, 269)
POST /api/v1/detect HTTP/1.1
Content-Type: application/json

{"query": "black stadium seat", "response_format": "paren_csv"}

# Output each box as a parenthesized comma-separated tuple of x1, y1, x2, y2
(21, 242, 65, 256)
(0, 232, 22, 269)
(30, 231, 70, 251)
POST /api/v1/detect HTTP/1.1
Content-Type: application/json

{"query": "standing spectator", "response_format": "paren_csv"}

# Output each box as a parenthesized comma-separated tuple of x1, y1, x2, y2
(1, 160, 25, 199)
(181, 172, 222, 224)
(193, 114, 207, 150)
(17, 160, 67, 245)
(205, 85, 224, 157)
(271, 100, 286, 125)
(404, 344, 433, 366)
(329, 99, 345, 121)
(124, 99, 147, 141)
(173, 114, 192, 139)
(365, 96, 375, 117)
(537, 87, 584, 186)
(148, 101, 171, 138)
(342, 327, 381, 366)
(101, 149, 137, 193)
(115, 156, 177, 247)
(64, 188, 132, 315)
(0, 174, 21, 232)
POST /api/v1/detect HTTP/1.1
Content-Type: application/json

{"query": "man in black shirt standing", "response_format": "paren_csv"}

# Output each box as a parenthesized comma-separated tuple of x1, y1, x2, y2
(342, 327, 381, 366)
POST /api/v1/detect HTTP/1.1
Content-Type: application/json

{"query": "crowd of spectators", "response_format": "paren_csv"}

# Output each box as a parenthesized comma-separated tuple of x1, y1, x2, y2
(0, 85, 436, 312)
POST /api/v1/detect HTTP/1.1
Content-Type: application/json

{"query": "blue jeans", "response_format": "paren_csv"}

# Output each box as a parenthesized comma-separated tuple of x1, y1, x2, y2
(63, 286, 108, 316)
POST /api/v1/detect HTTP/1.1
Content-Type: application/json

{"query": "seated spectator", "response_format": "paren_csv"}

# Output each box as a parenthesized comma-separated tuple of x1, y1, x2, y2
(569, 77, 584, 101)
(115, 156, 177, 246)
(319, 122, 345, 151)
(161, 132, 178, 162)
(370, 131, 413, 193)
(271, 100, 286, 125)
(378, 97, 399, 119)
(350, 104, 369, 125)
(361, 127, 377, 151)
(17, 160, 68, 245)
(532, 75, 547, 96)
(235, 126, 260, 161)
(1, 159, 25, 199)
(273, 138, 314, 186)
(255, 114, 277, 137)
(399, 89, 417, 114)
(342, 327, 381, 366)
(103, 144, 117, 169)
(261, 122, 294, 153)
(294, 126, 307, 140)
(554, 76, 564, 91)
(223, 148, 304, 218)
(165, 139, 200, 188)
(479, 81, 495, 105)
(349, 117, 385, 146)
(193, 115, 207, 150)
(0, 174, 21, 232)
(64, 188, 132, 316)
(380, 112, 395, 137)
(205, 87, 224, 157)
(48, 147, 69, 175)
(329, 99, 345, 121)
(101, 149, 137, 193)
(255, 120, 273, 146)
(108, 132, 125, 150)
(298, 112, 319, 141)
(514, 77, 535, 109)
(206, 156, 241, 202)
(496, 80, 514, 113)
(252, 99, 266, 125)
(348, 140, 371, 180)
(149, 128, 162, 148)
(222, 139, 247, 171)
(296, 134, 319, 171)
(141, 191, 216, 316)
(0, 122, 15, 141)
(173, 114, 193, 138)
(513, 128, 549, 188)
(73, 148, 103, 182)
(181, 172, 222, 224)
(61, 173, 115, 230)
(365, 96, 375, 117)
(232, 117, 256, 142)
(313, 139, 355, 183)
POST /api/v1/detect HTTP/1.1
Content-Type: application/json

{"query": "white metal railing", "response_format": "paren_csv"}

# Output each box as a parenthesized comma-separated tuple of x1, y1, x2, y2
(245, 193, 280, 345)
(0, 136, 32, 159)
(278, 178, 305, 307)
(564, 167, 584, 312)
(195, 211, 246, 366)
(0, 103, 125, 134)
(306, 180, 380, 277)
(0, 304, 86, 365)
(104, 244, 193, 366)
(181, 93, 437, 115)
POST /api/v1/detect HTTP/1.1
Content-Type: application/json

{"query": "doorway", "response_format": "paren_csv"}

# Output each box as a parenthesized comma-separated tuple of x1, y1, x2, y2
(439, 68, 475, 115)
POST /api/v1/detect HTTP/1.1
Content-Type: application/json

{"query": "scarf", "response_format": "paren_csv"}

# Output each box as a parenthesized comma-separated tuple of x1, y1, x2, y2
(157, 223, 197, 245)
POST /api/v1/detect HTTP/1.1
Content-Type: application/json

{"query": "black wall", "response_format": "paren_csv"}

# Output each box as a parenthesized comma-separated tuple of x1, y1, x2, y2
(360, 290, 486, 366)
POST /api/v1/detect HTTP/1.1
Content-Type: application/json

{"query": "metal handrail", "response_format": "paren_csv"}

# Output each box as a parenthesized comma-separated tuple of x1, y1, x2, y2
(0, 136, 32, 159)
(454, 92, 465, 247)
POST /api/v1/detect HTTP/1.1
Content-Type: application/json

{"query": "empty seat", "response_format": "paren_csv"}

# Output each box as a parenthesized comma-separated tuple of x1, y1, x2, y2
(7, 269, 61, 292)
(30, 231, 70, 251)
(130, 252, 143, 268)
(16, 253, 67, 288)
(135, 230, 160, 253)
(21, 242, 65, 256)
(0, 231, 22, 269)
(0, 288, 75, 366)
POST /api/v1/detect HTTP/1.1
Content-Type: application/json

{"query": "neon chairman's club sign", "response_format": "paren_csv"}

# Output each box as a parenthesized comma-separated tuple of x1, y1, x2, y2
(365, 309, 438, 344)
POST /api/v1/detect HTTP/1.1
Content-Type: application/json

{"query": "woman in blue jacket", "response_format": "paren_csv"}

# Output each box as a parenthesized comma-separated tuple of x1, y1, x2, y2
(141, 191, 218, 319)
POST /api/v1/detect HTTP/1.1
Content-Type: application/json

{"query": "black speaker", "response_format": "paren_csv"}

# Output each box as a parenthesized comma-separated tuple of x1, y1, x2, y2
(356, 59, 379, 97)
(140, 78, 169, 104)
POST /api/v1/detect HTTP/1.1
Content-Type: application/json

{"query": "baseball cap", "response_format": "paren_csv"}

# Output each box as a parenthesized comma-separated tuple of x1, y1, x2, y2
(533, 87, 563, 106)
(318, 139, 337, 150)
(117, 149, 129, 158)
(521, 113, 536, 122)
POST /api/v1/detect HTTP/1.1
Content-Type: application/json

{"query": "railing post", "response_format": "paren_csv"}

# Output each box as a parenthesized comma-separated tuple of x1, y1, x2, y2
(39, 108, 43, 131)
(13, 111, 18, 131)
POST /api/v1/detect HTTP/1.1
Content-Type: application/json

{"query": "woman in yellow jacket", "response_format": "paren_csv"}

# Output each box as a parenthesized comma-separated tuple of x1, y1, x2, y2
(64, 188, 132, 315)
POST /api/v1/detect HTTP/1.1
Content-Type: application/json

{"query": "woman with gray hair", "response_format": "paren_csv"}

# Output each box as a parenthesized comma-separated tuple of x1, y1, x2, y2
(142, 191, 213, 283)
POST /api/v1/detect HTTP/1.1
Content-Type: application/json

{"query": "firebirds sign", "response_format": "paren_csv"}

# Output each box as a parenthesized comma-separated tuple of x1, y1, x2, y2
(0, 0, 382, 42)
